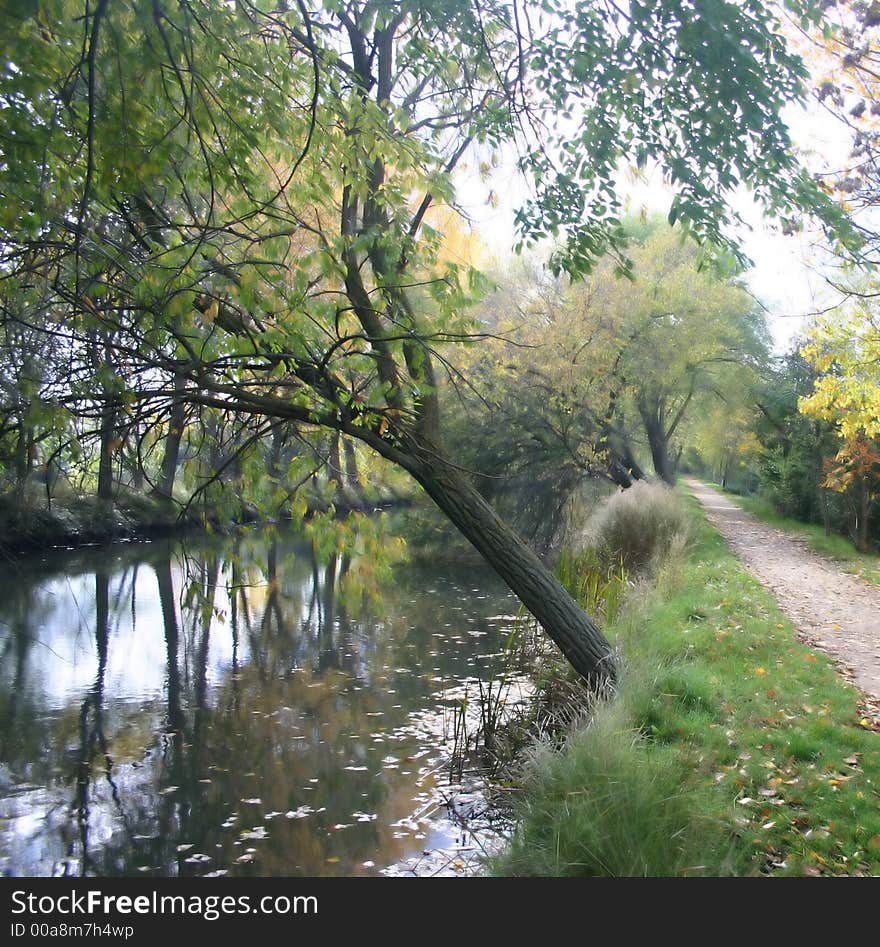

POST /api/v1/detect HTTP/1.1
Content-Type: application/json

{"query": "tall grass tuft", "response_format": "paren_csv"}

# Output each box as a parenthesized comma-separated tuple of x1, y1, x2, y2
(491, 695, 737, 876)
(581, 480, 690, 573)
(555, 546, 626, 623)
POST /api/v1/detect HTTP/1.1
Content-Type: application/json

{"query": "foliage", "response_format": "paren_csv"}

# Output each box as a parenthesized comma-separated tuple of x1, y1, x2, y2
(0, 0, 860, 681)
(445, 222, 770, 546)
(797, 0, 880, 255)
(797, 310, 880, 546)
(554, 546, 626, 624)
(0, 0, 853, 468)
(800, 304, 880, 439)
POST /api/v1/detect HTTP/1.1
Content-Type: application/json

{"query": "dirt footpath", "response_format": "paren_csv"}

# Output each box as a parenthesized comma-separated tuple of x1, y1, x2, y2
(687, 479, 880, 705)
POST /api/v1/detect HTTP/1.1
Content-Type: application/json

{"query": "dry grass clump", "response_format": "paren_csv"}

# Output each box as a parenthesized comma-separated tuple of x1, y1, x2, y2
(581, 480, 691, 573)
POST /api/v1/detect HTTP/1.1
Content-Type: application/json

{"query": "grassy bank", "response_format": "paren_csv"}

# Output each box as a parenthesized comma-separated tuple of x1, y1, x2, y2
(0, 489, 194, 556)
(492, 491, 880, 876)
(711, 485, 880, 588)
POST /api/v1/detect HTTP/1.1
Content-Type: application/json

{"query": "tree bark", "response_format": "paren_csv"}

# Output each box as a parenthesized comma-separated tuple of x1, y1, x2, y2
(14, 420, 30, 491)
(858, 477, 870, 553)
(606, 430, 646, 488)
(328, 431, 344, 491)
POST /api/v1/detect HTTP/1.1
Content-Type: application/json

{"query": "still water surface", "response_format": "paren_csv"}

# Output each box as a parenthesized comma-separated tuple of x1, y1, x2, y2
(0, 523, 522, 876)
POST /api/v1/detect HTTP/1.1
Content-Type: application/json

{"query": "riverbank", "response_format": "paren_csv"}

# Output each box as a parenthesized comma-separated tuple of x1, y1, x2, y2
(492, 487, 880, 876)
(0, 487, 412, 558)
(0, 490, 199, 557)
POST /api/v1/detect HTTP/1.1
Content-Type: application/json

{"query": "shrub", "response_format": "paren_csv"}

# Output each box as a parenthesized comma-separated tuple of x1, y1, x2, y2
(581, 480, 690, 573)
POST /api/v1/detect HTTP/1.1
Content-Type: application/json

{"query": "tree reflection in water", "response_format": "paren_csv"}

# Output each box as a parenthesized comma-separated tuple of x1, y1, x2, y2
(0, 524, 519, 876)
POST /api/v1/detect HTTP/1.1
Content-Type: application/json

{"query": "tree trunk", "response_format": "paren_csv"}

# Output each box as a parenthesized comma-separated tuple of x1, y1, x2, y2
(641, 409, 676, 485)
(328, 431, 344, 491)
(406, 444, 616, 687)
(343, 437, 368, 507)
(14, 420, 29, 491)
(156, 373, 186, 499)
(97, 397, 117, 501)
(858, 477, 870, 553)
(268, 426, 285, 482)
(606, 431, 646, 488)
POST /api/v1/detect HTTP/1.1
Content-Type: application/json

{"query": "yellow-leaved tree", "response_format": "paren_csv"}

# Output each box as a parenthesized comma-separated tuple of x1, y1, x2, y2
(800, 300, 880, 549)
(800, 307, 880, 440)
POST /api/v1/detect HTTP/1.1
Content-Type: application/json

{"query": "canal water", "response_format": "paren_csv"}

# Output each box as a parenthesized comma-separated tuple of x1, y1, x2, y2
(0, 522, 526, 876)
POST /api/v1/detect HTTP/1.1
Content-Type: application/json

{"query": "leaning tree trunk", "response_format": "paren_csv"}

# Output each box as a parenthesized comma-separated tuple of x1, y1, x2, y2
(404, 442, 616, 687)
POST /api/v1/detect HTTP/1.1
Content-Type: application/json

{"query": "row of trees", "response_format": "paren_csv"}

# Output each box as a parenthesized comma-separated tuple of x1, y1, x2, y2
(0, 303, 374, 516)
(0, 0, 859, 684)
(678, 2, 880, 553)
(445, 223, 768, 550)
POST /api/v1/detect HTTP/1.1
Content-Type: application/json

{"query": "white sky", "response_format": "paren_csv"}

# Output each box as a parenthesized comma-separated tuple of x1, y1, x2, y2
(451, 94, 854, 354)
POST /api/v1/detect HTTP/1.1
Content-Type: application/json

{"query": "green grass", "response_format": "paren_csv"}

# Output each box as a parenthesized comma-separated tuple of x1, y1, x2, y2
(491, 494, 880, 876)
(707, 483, 880, 588)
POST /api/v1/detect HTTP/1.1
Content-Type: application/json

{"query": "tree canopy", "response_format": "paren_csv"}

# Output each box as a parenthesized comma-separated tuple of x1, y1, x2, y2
(0, 0, 857, 684)
(447, 224, 767, 549)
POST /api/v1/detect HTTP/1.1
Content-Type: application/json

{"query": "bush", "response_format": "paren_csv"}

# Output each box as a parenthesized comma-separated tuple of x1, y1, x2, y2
(581, 480, 690, 572)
